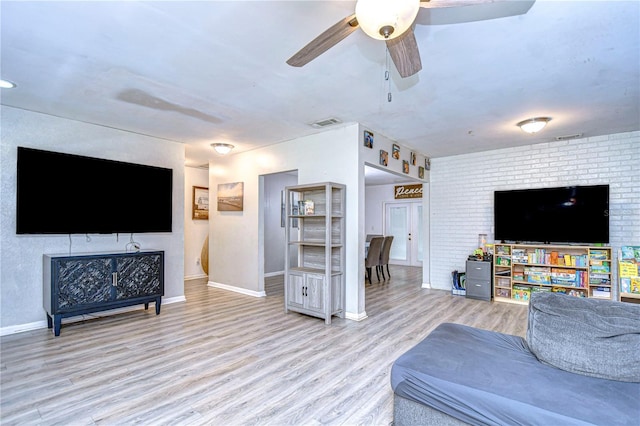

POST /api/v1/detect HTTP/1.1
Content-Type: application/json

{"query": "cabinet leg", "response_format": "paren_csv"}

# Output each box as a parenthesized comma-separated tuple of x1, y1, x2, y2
(46, 314, 53, 329)
(155, 297, 161, 315)
(144, 302, 149, 310)
(54, 315, 61, 336)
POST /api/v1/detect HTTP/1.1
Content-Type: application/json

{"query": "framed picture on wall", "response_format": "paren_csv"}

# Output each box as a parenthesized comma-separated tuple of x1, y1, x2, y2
(402, 160, 409, 174)
(425, 157, 431, 170)
(217, 182, 244, 211)
(418, 166, 425, 179)
(379, 149, 388, 166)
(192, 186, 209, 220)
(411, 151, 416, 165)
(364, 130, 374, 148)
(392, 144, 400, 159)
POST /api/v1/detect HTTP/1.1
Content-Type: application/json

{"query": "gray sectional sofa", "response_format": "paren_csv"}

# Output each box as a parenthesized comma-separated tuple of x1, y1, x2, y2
(391, 292, 640, 425)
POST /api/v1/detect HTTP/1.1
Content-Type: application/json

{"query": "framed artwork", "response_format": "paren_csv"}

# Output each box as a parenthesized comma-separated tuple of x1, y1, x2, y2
(392, 144, 400, 160)
(364, 130, 374, 148)
(411, 151, 416, 166)
(379, 149, 388, 166)
(402, 160, 409, 174)
(217, 182, 244, 211)
(192, 186, 209, 220)
(425, 157, 431, 170)
(418, 166, 425, 179)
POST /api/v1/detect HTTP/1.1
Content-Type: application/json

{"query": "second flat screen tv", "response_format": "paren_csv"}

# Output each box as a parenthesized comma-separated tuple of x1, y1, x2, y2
(494, 185, 609, 244)
(16, 147, 173, 234)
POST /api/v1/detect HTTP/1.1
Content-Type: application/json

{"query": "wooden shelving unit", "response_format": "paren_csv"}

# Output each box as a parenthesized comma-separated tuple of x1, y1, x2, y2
(284, 182, 345, 324)
(492, 244, 612, 305)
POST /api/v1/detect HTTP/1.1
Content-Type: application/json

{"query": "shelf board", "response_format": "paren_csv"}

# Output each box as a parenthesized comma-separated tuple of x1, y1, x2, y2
(620, 292, 640, 300)
(289, 266, 342, 275)
(511, 280, 588, 290)
(289, 241, 343, 247)
(493, 296, 528, 306)
(512, 262, 588, 269)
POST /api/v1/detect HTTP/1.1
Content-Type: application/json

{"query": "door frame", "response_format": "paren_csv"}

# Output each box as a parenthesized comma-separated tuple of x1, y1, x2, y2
(384, 200, 423, 267)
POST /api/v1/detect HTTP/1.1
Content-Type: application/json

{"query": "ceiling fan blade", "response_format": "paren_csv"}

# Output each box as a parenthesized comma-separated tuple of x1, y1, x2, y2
(417, 0, 535, 25)
(386, 28, 422, 78)
(287, 14, 359, 67)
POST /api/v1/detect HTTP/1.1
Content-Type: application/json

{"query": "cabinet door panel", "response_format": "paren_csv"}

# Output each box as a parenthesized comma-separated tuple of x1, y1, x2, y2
(287, 273, 305, 308)
(56, 258, 112, 310)
(115, 254, 162, 300)
(305, 274, 325, 311)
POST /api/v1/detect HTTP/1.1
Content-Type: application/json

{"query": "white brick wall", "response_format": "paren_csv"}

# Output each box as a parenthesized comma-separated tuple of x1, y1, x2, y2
(429, 131, 640, 293)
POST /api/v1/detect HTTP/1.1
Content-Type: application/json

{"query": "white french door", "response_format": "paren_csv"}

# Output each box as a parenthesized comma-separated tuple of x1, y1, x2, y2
(384, 202, 423, 267)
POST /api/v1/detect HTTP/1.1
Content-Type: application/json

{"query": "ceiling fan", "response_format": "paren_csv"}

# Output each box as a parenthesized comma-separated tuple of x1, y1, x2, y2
(287, 0, 535, 78)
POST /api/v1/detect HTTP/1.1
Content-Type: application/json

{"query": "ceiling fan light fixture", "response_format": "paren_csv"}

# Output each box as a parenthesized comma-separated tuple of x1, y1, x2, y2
(355, 0, 420, 41)
(211, 143, 234, 155)
(517, 117, 551, 134)
(0, 79, 16, 89)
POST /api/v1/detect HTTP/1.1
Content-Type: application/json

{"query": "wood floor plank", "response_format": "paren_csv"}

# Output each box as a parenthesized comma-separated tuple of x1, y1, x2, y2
(0, 266, 527, 425)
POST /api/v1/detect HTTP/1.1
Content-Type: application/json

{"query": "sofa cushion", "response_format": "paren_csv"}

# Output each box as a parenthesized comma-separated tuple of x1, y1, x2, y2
(526, 292, 640, 382)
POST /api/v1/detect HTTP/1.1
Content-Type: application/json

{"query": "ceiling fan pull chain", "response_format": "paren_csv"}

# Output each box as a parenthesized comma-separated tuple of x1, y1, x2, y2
(385, 47, 392, 103)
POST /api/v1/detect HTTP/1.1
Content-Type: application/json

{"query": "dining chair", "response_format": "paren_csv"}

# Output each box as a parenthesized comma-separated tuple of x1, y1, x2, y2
(378, 235, 394, 280)
(365, 236, 384, 284)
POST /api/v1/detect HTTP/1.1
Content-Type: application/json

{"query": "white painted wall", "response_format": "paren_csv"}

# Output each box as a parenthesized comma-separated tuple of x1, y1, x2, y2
(0, 106, 186, 333)
(429, 132, 640, 296)
(184, 166, 209, 280)
(208, 124, 364, 315)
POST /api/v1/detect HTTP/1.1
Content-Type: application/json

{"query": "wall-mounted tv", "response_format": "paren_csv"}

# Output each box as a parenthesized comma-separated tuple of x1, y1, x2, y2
(494, 185, 609, 244)
(17, 147, 173, 234)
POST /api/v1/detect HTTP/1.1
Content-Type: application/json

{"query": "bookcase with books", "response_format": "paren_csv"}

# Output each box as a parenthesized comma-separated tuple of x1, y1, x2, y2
(492, 244, 612, 304)
(618, 246, 640, 304)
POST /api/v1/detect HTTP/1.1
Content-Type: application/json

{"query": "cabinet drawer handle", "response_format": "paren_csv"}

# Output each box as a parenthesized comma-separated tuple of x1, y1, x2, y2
(112, 272, 118, 287)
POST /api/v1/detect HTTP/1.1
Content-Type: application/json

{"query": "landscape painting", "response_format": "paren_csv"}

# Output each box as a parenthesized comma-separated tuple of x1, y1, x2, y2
(217, 182, 244, 211)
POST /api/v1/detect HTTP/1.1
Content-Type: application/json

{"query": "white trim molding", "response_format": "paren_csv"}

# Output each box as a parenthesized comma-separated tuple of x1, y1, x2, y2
(208, 281, 267, 297)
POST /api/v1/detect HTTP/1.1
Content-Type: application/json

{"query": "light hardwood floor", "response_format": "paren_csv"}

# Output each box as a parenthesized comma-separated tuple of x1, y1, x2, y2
(1, 266, 528, 425)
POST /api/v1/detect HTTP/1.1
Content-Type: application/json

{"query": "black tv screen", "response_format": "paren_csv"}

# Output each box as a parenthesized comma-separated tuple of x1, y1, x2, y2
(494, 185, 609, 244)
(17, 147, 173, 234)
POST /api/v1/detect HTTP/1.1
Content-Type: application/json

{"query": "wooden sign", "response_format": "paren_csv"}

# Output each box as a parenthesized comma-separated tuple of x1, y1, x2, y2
(394, 184, 423, 199)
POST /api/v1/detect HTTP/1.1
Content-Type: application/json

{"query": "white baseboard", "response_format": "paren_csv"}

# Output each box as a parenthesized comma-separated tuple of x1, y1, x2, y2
(421, 282, 432, 289)
(0, 320, 48, 336)
(345, 311, 368, 321)
(0, 295, 186, 336)
(208, 281, 266, 297)
(264, 271, 284, 278)
(184, 273, 208, 281)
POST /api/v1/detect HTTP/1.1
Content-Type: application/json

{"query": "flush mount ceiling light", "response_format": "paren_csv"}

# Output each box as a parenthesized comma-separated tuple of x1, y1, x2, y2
(211, 143, 234, 155)
(517, 117, 552, 134)
(0, 79, 16, 89)
(355, 0, 420, 40)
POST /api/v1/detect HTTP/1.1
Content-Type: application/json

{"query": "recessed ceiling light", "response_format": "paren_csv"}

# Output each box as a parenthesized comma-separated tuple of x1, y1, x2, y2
(0, 79, 16, 89)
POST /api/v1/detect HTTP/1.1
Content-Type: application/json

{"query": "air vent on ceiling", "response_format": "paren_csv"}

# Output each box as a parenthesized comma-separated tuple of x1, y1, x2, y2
(555, 133, 583, 141)
(310, 117, 342, 128)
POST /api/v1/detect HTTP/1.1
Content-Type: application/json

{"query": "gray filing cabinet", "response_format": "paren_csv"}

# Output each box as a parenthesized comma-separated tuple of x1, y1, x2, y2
(465, 260, 492, 301)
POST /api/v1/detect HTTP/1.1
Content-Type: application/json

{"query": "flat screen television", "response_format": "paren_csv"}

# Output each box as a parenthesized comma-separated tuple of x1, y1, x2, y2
(16, 147, 173, 234)
(494, 185, 609, 244)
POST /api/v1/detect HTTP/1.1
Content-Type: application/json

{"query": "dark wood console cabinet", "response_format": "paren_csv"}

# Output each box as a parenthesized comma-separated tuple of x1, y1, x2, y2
(43, 250, 164, 336)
